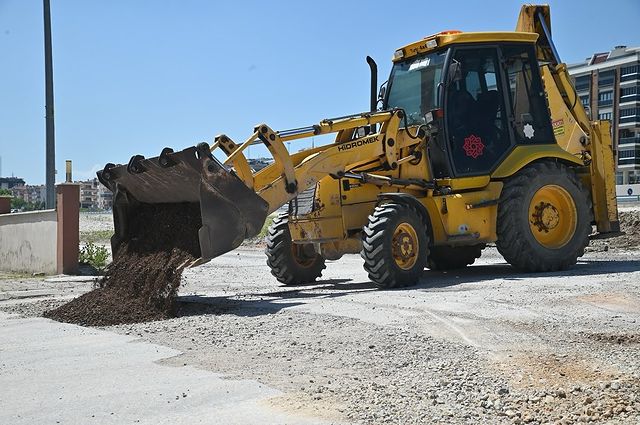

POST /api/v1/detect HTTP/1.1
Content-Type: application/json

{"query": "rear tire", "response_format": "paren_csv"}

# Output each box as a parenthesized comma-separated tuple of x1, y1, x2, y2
(265, 214, 326, 285)
(361, 203, 428, 289)
(496, 161, 591, 272)
(427, 244, 485, 271)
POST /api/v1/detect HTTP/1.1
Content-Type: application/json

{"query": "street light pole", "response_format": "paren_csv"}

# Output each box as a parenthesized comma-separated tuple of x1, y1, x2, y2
(43, 0, 56, 208)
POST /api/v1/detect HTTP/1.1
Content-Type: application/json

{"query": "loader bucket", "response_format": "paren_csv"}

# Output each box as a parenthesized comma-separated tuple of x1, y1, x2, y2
(97, 143, 269, 262)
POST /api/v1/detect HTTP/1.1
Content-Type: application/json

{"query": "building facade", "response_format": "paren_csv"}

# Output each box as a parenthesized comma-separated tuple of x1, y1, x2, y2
(2, 177, 113, 210)
(0, 177, 26, 190)
(78, 178, 113, 210)
(11, 185, 46, 205)
(568, 45, 640, 184)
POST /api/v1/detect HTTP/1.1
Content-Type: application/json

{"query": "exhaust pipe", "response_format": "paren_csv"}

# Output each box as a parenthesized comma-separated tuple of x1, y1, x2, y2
(366, 56, 378, 133)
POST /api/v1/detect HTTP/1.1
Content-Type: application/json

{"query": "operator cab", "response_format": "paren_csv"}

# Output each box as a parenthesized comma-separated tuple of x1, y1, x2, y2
(384, 31, 555, 179)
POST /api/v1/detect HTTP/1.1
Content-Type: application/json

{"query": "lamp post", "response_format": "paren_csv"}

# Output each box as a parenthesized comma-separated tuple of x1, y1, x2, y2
(44, 0, 56, 208)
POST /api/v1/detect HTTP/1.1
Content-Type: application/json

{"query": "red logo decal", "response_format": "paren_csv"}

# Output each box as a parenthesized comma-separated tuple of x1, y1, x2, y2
(463, 134, 484, 158)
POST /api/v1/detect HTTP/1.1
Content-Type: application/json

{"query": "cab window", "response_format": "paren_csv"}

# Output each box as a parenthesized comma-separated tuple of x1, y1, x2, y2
(501, 44, 554, 144)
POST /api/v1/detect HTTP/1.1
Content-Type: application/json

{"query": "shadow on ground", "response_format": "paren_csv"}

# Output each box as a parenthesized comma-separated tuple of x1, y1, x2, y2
(176, 259, 640, 318)
(413, 259, 640, 290)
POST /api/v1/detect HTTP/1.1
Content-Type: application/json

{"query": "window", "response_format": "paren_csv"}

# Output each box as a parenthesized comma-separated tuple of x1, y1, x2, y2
(621, 64, 639, 76)
(618, 149, 638, 159)
(621, 86, 638, 97)
(619, 129, 633, 138)
(502, 44, 554, 145)
(599, 112, 612, 121)
(598, 91, 612, 101)
(386, 51, 446, 126)
(580, 95, 590, 106)
(621, 64, 640, 82)
(598, 70, 615, 87)
(620, 108, 639, 117)
(575, 75, 590, 91)
(598, 91, 613, 107)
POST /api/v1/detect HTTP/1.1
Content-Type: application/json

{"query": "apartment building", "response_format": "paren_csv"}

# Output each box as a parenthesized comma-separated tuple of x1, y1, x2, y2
(568, 45, 640, 184)
(78, 178, 112, 210)
(11, 185, 46, 204)
(0, 177, 25, 190)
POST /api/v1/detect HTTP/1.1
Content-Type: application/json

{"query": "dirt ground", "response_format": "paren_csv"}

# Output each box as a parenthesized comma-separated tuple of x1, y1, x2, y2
(2, 244, 639, 424)
(1, 207, 639, 424)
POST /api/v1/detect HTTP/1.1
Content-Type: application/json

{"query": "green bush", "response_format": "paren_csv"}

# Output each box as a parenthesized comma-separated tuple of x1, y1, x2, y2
(0, 189, 45, 211)
(258, 215, 276, 238)
(80, 230, 113, 244)
(79, 242, 109, 273)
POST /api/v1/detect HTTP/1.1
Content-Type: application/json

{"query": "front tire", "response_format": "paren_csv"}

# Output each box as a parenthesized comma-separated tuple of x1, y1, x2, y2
(496, 161, 591, 272)
(265, 214, 326, 285)
(361, 203, 429, 289)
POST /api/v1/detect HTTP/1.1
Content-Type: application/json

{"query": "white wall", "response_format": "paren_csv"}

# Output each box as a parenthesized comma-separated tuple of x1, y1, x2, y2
(617, 184, 640, 197)
(0, 210, 57, 274)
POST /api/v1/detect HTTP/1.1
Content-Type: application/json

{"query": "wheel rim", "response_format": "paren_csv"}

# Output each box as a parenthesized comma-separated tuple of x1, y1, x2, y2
(291, 243, 316, 268)
(392, 222, 419, 270)
(528, 184, 577, 249)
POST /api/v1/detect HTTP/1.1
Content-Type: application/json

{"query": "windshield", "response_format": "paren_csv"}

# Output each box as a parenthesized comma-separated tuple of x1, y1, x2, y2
(385, 51, 447, 126)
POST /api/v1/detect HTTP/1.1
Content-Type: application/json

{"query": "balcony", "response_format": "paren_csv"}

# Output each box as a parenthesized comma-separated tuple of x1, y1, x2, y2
(598, 99, 613, 107)
(619, 136, 640, 145)
(620, 116, 640, 124)
(621, 73, 640, 83)
(599, 79, 614, 88)
(618, 158, 640, 166)
(575, 83, 590, 91)
(620, 94, 640, 104)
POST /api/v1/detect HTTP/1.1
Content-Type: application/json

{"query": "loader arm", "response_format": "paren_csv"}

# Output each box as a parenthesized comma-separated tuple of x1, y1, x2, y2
(220, 110, 415, 214)
(516, 5, 620, 233)
(99, 109, 425, 263)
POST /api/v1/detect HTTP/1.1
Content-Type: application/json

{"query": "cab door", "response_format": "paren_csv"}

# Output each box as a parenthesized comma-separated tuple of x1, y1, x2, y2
(443, 46, 512, 177)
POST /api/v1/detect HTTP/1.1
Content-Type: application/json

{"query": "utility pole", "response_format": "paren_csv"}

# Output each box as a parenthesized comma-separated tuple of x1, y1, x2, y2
(43, 0, 56, 208)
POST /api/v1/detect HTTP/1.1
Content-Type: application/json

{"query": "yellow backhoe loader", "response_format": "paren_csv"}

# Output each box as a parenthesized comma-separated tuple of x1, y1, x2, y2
(98, 5, 620, 288)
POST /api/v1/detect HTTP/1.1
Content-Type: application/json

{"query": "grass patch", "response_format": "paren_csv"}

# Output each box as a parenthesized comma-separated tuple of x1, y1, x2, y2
(258, 215, 276, 238)
(0, 271, 37, 280)
(80, 230, 113, 244)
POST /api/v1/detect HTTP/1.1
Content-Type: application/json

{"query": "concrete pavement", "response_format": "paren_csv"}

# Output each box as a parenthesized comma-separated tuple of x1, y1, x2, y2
(0, 312, 332, 425)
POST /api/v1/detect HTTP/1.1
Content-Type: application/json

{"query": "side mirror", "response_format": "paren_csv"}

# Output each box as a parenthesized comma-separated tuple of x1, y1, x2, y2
(378, 81, 387, 102)
(447, 60, 462, 84)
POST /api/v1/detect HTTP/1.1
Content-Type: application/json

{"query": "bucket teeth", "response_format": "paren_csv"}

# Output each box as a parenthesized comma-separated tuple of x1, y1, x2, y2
(159, 147, 177, 168)
(195, 142, 212, 160)
(97, 143, 269, 263)
(101, 163, 115, 181)
(127, 155, 147, 174)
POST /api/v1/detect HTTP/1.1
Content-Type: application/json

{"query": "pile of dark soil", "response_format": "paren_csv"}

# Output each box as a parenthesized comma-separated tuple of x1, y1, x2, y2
(590, 209, 640, 250)
(45, 203, 201, 326)
(618, 210, 640, 247)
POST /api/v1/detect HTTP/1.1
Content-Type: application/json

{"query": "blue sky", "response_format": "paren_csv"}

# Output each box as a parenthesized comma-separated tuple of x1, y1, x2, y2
(1, 0, 639, 184)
